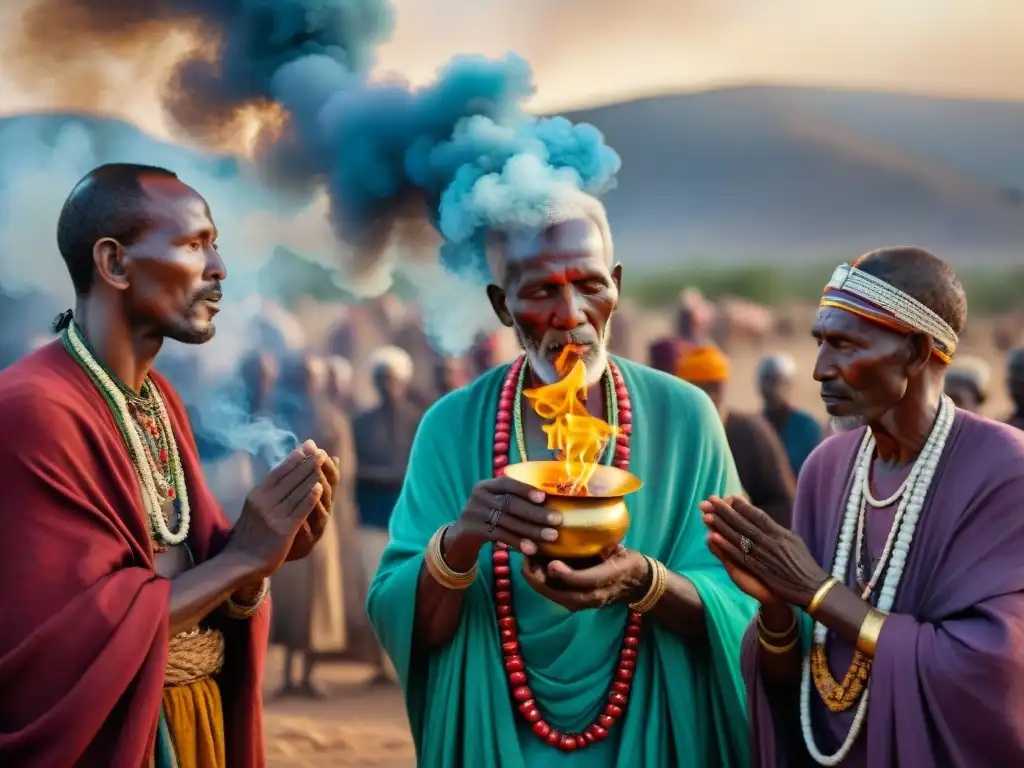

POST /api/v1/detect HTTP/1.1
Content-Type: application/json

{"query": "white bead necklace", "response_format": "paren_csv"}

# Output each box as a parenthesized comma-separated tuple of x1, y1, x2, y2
(799, 396, 955, 766)
(66, 322, 191, 546)
(861, 469, 911, 509)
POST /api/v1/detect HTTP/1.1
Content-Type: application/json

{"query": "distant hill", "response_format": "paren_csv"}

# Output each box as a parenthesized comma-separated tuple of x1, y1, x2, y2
(561, 86, 1024, 269)
(5, 89, 1024, 275)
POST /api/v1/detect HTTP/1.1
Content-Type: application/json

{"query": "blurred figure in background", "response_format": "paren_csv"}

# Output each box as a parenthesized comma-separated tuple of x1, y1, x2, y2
(325, 355, 355, 413)
(469, 332, 502, 378)
(354, 347, 423, 586)
(678, 345, 795, 527)
(757, 353, 824, 476)
(239, 350, 280, 426)
(944, 355, 992, 413)
(606, 296, 635, 359)
(649, 288, 712, 374)
(165, 351, 256, 523)
(325, 307, 355, 360)
(270, 353, 377, 695)
(1006, 348, 1024, 430)
(434, 356, 470, 398)
(648, 337, 682, 376)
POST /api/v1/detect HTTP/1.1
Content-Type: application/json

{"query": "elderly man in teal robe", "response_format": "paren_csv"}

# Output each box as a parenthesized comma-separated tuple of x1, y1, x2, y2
(366, 191, 755, 767)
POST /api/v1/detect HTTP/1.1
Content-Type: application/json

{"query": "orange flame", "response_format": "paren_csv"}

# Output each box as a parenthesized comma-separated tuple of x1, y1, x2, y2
(523, 352, 619, 495)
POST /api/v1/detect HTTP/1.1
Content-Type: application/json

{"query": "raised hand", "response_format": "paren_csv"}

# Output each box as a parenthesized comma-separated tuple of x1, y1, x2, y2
(287, 454, 341, 562)
(226, 440, 327, 576)
(449, 475, 561, 558)
(701, 495, 828, 608)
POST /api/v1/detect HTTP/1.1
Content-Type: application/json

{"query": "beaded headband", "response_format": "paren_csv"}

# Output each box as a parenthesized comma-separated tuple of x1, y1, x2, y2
(819, 264, 958, 363)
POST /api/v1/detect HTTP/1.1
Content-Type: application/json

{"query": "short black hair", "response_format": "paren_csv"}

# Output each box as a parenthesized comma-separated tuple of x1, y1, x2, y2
(56, 163, 179, 295)
(853, 246, 968, 336)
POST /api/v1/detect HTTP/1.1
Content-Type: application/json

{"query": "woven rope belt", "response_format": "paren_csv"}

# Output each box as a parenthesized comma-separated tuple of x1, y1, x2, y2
(164, 627, 225, 687)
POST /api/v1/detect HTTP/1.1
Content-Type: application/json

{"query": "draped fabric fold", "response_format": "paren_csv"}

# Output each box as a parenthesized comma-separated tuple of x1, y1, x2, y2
(743, 413, 1024, 767)
(368, 357, 755, 767)
(0, 342, 269, 767)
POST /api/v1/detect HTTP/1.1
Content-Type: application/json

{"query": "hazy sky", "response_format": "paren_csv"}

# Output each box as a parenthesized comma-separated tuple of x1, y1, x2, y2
(1, 0, 1022, 141)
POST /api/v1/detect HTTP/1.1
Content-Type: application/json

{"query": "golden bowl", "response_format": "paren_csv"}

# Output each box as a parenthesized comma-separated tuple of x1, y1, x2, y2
(502, 461, 643, 559)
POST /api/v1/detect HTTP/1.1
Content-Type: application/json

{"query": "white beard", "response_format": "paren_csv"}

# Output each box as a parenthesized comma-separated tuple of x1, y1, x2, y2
(519, 323, 611, 387)
(525, 344, 609, 387)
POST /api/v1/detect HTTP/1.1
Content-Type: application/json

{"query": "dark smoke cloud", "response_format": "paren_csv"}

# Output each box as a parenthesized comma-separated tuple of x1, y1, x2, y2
(12, 0, 620, 355)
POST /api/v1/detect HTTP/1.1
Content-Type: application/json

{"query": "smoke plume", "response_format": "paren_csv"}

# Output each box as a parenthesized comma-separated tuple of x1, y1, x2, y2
(10, 0, 621, 354)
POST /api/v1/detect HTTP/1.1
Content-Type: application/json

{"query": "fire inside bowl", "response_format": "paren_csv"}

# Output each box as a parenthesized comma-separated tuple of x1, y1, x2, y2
(502, 461, 643, 559)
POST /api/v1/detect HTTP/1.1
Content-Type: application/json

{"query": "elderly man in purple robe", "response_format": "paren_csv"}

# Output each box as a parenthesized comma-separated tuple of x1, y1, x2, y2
(700, 246, 1024, 767)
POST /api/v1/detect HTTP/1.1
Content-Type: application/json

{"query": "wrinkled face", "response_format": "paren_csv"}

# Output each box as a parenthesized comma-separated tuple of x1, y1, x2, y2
(811, 306, 915, 431)
(488, 218, 621, 386)
(113, 177, 226, 344)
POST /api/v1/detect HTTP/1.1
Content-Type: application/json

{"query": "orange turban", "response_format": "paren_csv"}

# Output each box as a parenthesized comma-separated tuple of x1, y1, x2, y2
(676, 345, 730, 383)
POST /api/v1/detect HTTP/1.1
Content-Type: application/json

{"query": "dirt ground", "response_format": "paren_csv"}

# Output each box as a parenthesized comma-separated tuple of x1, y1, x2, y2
(263, 650, 414, 768)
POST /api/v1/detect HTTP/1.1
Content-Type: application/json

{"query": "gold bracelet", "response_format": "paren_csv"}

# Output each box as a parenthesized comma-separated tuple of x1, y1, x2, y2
(806, 577, 839, 617)
(855, 608, 888, 656)
(757, 632, 799, 655)
(628, 557, 668, 613)
(223, 577, 270, 619)
(757, 607, 797, 639)
(424, 525, 478, 590)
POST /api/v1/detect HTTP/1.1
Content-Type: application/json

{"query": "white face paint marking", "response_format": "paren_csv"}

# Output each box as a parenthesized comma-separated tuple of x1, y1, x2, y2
(503, 219, 604, 265)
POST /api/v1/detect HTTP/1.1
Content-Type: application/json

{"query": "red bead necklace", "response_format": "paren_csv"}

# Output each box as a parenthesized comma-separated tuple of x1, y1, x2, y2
(491, 355, 640, 752)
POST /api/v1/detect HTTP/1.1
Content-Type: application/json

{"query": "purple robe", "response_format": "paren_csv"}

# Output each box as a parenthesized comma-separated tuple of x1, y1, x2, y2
(743, 409, 1024, 767)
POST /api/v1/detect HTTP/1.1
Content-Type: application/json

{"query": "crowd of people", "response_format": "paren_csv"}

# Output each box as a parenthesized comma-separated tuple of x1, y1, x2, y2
(147, 270, 1024, 711)
(2, 162, 1024, 768)
(149, 298, 513, 696)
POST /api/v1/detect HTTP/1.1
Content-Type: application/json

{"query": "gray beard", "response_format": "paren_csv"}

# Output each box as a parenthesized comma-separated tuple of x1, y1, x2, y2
(518, 324, 611, 387)
(830, 414, 868, 433)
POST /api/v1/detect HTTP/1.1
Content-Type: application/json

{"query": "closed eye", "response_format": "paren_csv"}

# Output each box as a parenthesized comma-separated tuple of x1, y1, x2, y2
(575, 279, 607, 294)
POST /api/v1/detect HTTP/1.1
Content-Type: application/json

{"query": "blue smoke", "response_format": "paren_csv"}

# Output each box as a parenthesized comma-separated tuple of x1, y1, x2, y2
(21, 0, 620, 286)
(323, 54, 622, 279)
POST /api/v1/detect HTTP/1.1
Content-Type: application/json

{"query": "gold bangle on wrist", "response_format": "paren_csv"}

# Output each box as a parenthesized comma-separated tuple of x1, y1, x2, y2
(855, 608, 888, 656)
(757, 606, 796, 639)
(424, 524, 478, 590)
(223, 577, 270, 619)
(806, 577, 838, 617)
(757, 632, 799, 655)
(629, 557, 668, 613)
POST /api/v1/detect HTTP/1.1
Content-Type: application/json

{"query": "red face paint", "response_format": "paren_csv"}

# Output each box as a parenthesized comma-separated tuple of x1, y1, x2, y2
(811, 306, 917, 423)
(499, 218, 619, 378)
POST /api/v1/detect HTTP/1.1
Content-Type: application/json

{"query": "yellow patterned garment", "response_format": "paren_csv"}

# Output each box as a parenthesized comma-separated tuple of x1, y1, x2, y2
(161, 678, 227, 768)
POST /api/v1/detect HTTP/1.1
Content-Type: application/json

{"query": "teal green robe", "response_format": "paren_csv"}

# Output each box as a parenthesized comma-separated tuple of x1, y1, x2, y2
(367, 357, 755, 766)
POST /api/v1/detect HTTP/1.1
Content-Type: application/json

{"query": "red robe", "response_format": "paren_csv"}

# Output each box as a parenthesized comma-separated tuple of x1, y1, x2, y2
(0, 341, 269, 767)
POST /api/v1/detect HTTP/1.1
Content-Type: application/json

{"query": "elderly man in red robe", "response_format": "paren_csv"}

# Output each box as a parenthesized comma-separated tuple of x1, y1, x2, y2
(702, 247, 1024, 767)
(0, 163, 339, 768)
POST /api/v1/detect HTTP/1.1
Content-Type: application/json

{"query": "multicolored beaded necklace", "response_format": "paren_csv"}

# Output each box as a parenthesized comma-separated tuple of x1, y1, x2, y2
(62, 320, 190, 549)
(492, 354, 639, 752)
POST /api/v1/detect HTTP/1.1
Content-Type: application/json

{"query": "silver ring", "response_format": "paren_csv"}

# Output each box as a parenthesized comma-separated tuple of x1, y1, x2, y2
(497, 493, 512, 512)
(740, 536, 753, 555)
(487, 508, 502, 535)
